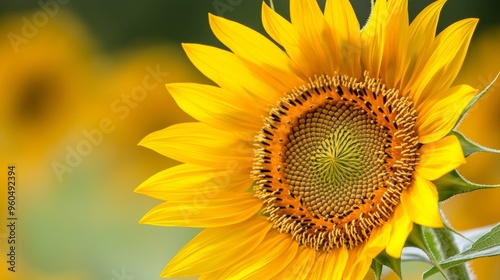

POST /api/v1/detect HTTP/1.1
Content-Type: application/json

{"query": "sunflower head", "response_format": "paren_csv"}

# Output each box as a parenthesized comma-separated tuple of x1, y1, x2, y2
(137, 0, 480, 279)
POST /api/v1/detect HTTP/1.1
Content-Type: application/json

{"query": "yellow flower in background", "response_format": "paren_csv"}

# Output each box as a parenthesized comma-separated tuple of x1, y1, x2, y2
(137, 0, 478, 279)
(441, 26, 500, 280)
(456, 26, 500, 187)
(96, 44, 206, 154)
(0, 11, 96, 166)
(0, 11, 101, 280)
(79, 44, 209, 190)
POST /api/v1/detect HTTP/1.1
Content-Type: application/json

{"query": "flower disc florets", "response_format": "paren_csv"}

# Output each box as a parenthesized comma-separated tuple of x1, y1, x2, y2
(253, 73, 420, 251)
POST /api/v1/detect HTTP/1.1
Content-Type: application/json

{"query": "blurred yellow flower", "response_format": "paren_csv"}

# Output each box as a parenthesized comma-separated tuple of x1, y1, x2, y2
(457, 26, 500, 187)
(0, 11, 96, 168)
(442, 26, 500, 280)
(95, 44, 206, 154)
(136, 0, 479, 279)
(4, 41, 205, 280)
(0, 11, 100, 279)
(67, 44, 210, 193)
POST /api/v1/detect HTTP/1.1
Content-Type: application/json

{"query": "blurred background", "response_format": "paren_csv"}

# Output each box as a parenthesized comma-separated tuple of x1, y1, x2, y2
(0, 0, 498, 279)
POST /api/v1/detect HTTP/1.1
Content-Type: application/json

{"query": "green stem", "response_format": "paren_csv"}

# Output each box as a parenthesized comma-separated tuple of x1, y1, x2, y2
(407, 225, 473, 279)
(428, 228, 471, 280)
(407, 226, 447, 278)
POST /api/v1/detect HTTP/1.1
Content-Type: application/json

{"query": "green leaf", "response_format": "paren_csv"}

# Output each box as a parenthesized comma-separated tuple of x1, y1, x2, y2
(455, 224, 499, 251)
(370, 259, 383, 280)
(372, 251, 402, 279)
(422, 227, 445, 261)
(441, 211, 472, 244)
(423, 228, 471, 279)
(423, 224, 500, 278)
(454, 72, 499, 128)
(451, 130, 500, 157)
(433, 169, 500, 202)
(400, 247, 430, 263)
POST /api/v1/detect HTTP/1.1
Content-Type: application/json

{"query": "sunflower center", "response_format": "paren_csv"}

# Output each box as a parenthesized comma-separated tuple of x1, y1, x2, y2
(286, 105, 388, 220)
(311, 127, 364, 185)
(253, 74, 419, 251)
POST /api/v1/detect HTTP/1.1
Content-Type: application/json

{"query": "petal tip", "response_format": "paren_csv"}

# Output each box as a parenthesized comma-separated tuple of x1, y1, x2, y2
(138, 215, 148, 224)
(133, 185, 143, 194)
(137, 137, 148, 148)
(160, 266, 175, 279)
(385, 246, 402, 259)
(208, 12, 218, 24)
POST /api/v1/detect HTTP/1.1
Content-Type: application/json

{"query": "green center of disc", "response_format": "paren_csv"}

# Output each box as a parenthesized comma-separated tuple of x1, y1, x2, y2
(311, 127, 363, 185)
(283, 103, 389, 219)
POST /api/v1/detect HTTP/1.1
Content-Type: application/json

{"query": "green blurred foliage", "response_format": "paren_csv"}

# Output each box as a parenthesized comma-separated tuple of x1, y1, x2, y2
(1, 0, 498, 53)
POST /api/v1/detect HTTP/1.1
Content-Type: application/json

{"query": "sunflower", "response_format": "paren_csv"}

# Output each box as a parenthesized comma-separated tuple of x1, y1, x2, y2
(136, 0, 478, 279)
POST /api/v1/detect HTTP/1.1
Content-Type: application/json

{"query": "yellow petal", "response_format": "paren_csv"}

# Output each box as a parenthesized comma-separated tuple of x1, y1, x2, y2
(416, 84, 477, 143)
(417, 135, 466, 180)
(261, 3, 311, 78)
(161, 215, 271, 277)
(204, 229, 298, 279)
(135, 164, 250, 200)
(324, 0, 362, 77)
(401, 0, 446, 96)
(349, 257, 373, 280)
(343, 223, 391, 279)
(402, 174, 443, 228)
(342, 247, 373, 280)
(386, 205, 413, 258)
(305, 252, 324, 280)
(411, 18, 478, 106)
(329, 248, 349, 280)
(209, 13, 306, 93)
(273, 246, 316, 280)
(342, 247, 360, 280)
(139, 122, 253, 168)
(167, 83, 262, 132)
(308, 248, 348, 280)
(290, 0, 340, 75)
(209, 14, 301, 80)
(360, 0, 387, 78)
(139, 191, 261, 227)
(364, 221, 393, 258)
(182, 43, 282, 106)
(381, 0, 409, 88)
